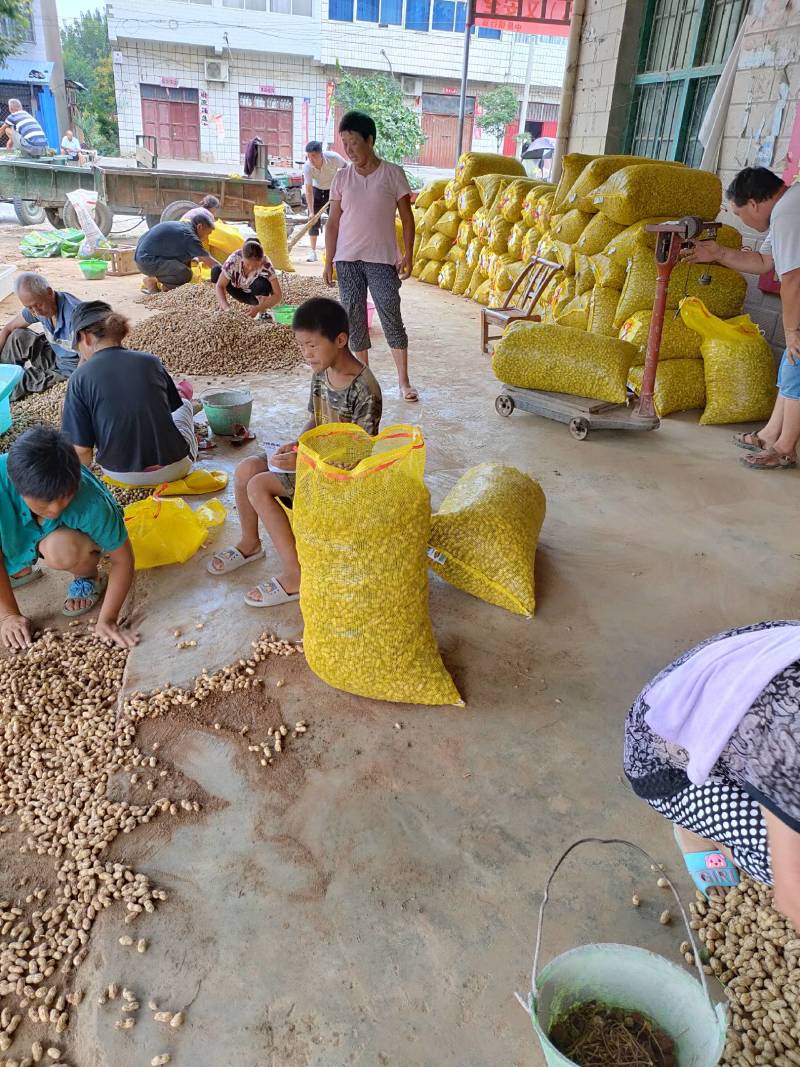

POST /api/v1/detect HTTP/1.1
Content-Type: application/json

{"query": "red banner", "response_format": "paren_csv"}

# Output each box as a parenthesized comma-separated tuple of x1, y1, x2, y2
(472, 0, 571, 34)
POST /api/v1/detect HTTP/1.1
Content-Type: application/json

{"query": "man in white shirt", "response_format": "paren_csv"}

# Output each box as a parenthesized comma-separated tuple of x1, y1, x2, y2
(61, 129, 82, 161)
(303, 140, 347, 262)
(685, 166, 800, 471)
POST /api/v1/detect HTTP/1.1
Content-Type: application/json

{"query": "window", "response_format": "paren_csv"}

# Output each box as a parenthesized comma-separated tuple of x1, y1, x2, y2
(405, 0, 430, 31)
(247, 0, 268, 8)
(380, 0, 402, 22)
(432, 0, 454, 29)
(292, 0, 313, 13)
(357, 0, 378, 18)
(478, 26, 501, 38)
(625, 0, 746, 165)
(455, 1, 466, 29)
(1, 2, 34, 42)
(329, 0, 354, 18)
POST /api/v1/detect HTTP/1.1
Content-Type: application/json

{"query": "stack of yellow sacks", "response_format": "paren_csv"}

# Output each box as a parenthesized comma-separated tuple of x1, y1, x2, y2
(491, 153, 762, 412)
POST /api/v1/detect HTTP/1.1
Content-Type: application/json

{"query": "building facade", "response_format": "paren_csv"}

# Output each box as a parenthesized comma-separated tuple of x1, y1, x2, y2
(106, 0, 566, 168)
(0, 0, 69, 146)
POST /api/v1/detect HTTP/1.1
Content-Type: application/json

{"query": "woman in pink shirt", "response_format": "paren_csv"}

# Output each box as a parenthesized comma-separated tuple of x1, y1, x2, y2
(324, 110, 417, 402)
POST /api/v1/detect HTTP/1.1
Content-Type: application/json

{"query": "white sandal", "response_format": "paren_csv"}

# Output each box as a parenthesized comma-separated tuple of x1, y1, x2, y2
(206, 545, 265, 575)
(244, 577, 300, 608)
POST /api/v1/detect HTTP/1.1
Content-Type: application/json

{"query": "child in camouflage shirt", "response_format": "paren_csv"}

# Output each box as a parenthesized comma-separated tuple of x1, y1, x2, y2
(207, 297, 382, 608)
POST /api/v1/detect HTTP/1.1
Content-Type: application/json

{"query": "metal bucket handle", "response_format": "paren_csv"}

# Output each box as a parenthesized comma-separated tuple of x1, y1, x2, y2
(515, 836, 713, 1013)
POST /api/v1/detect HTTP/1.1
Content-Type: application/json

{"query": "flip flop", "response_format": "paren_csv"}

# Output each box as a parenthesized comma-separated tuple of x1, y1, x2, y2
(732, 431, 766, 452)
(674, 827, 739, 899)
(244, 577, 300, 608)
(230, 424, 257, 447)
(10, 567, 42, 590)
(206, 545, 265, 575)
(401, 385, 419, 403)
(62, 574, 108, 618)
(741, 449, 797, 471)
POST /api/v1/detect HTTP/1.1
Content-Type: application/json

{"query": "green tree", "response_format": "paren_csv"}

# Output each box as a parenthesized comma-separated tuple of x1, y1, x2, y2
(478, 85, 519, 151)
(333, 70, 425, 165)
(61, 10, 119, 154)
(0, 0, 31, 65)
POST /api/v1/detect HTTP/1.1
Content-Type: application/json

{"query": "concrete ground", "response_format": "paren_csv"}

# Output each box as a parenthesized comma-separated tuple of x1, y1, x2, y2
(0, 212, 795, 1065)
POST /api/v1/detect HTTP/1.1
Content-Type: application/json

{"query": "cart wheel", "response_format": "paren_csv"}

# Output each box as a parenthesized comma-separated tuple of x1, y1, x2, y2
(62, 198, 113, 236)
(13, 198, 46, 226)
(569, 417, 590, 441)
(160, 199, 201, 223)
(44, 207, 65, 229)
(495, 394, 515, 418)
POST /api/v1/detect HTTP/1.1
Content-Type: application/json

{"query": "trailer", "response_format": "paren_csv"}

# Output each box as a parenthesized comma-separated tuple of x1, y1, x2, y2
(0, 155, 303, 234)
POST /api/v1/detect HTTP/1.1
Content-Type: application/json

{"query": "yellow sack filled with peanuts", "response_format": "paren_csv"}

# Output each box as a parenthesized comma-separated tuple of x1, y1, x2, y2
(421, 200, 448, 232)
(551, 208, 593, 245)
(522, 227, 541, 261)
(452, 256, 472, 296)
(443, 178, 460, 209)
(534, 192, 555, 233)
(487, 216, 513, 253)
(620, 309, 701, 363)
(614, 246, 747, 330)
(474, 173, 514, 211)
(679, 297, 777, 425)
(551, 153, 596, 213)
(465, 235, 483, 269)
(565, 155, 684, 213)
(587, 286, 621, 337)
(415, 179, 449, 209)
(253, 205, 294, 272)
(555, 292, 590, 330)
(508, 221, 528, 258)
(446, 244, 466, 264)
(457, 220, 475, 248)
(591, 164, 722, 226)
(473, 278, 493, 306)
(457, 184, 482, 220)
(472, 206, 490, 239)
(419, 231, 453, 262)
(574, 213, 626, 257)
(499, 179, 547, 223)
(435, 210, 461, 239)
(411, 257, 427, 279)
(628, 360, 706, 417)
(455, 151, 526, 189)
(521, 187, 547, 228)
(419, 259, 442, 285)
(428, 464, 546, 617)
(574, 253, 594, 296)
(604, 219, 743, 271)
(438, 261, 456, 291)
(294, 424, 462, 706)
(492, 322, 637, 404)
(588, 252, 627, 290)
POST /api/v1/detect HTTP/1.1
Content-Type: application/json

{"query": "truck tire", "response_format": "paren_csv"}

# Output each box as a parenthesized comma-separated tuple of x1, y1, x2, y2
(62, 199, 113, 236)
(13, 198, 46, 226)
(145, 214, 161, 229)
(44, 207, 65, 229)
(160, 200, 199, 223)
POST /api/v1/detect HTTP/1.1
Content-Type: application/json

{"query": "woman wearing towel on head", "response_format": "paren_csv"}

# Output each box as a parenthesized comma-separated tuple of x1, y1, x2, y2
(624, 620, 800, 929)
(60, 301, 199, 487)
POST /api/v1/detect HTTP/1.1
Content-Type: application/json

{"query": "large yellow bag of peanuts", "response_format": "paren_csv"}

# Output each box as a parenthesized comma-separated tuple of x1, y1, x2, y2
(551, 208, 593, 245)
(591, 164, 722, 226)
(574, 214, 626, 257)
(455, 151, 526, 189)
(587, 286, 621, 337)
(492, 322, 637, 404)
(620, 309, 702, 363)
(679, 297, 777, 425)
(628, 359, 706, 416)
(428, 464, 546, 617)
(551, 153, 596, 213)
(565, 156, 683, 213)
(443, 178, 460, 209)
(294, 424, 462, 706)
(253, 205, 294, 272)
(415, 179, 449, 209)
(474, 173, 513, 211)
(499, 179, 546, 223)
(457, 184, 482, 220)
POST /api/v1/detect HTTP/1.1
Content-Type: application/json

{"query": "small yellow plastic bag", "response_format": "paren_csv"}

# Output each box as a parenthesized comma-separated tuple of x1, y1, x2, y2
(124, 496, 226, 570)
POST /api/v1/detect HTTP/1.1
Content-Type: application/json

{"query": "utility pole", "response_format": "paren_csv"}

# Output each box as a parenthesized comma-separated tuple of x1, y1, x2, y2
(455, 0, 474, 165)
(518, 34, 535, 156)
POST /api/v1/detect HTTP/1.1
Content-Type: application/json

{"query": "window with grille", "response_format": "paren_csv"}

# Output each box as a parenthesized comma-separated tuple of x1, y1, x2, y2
(624, 0, 746, 165)
(1, 2, 34, 42)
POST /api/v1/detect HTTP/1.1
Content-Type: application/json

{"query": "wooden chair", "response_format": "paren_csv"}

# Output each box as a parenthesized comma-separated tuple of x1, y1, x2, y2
(480, 256, 562, 355)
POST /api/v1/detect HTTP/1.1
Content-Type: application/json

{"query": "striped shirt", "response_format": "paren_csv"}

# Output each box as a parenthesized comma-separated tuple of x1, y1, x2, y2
(5, 109, 47, 148)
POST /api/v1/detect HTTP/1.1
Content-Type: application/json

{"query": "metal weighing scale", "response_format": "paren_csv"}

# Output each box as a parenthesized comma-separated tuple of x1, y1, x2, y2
(494, 216, 721, 441)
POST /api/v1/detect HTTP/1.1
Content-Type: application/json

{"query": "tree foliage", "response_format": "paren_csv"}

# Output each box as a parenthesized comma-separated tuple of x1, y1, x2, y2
(61, 10, 119, 155)
(333, 71, 425, 165)
(478, 85, 518, 151)
(0, 0, 30, 66)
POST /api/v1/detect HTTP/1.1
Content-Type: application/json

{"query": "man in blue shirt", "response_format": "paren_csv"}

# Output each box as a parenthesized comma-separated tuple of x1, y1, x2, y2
(0, 98, 47, 158)
(135, 212, 219, 292)
(0, 272, 81, 400)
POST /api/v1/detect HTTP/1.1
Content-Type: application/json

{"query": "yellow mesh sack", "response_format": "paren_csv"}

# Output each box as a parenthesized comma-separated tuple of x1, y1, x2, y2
(253, 205, 294, 272)
(550, 276, 576, 316)
(472, 206, 490, 239)
(420, 259, 442, 284)
(422, 201, 448, 231)
(575, 213, 626, 256)
(492, 322, 637, 404)
(588, 252, 627, 290)
(465, 236, 483, 269)
(679, 297, 777, 425)
(473, 278, 493, 306)
(453, 256, 473, 296)
(565, 156, 682, 213)
(419, 231, 453, 262)
(478, 246, 496, 277)
(551, 208, 593, 245)
(446, 244, 466, 263)
(457, 184, 482, 220)
(438, 261, 456, 291)
(294, 424, 461, 706)
(508, 221, 528, 258)
(207, 219, 244, 260)
(490, 284, 510, 308)
(628, 359, 706, 417)
(555, 292, 590, 330)
(395, 217, 405, 257)
(534, 274, 561, 314)
(587, 286, 621, 337)
(443, 178, 460, 209)
(411, 257, 427, 279)
(550, 239, 575, 275)
(574, 253, 594, 296)
(428, 464, 546, 617)
(604, 220, 742, 270)
(522, 228, 540, 261)
(415, 179, 449, 209)
(490, 252, 516, 283)
(487, 216, 513, 253)
(457, 220, 475, 248)
(620, 309, 702, 364)
(474, 173, 513, 209)
(551, 153, 597, 213)
(412, 205, 426, 231)
(592, 164, 722, 226)
(534, 192, 555, 233)
(435, 210, 460, 239)
(495, 258, 526, 292)
(466, 264, 486, 298)
(522, 188, 544, 228)
(614, 248, 748, 329)
(456, 152, 526, 189)
(499, 179, 546, 223)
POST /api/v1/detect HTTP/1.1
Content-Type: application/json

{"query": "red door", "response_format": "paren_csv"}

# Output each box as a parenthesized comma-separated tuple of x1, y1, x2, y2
(140, 85, 200, 161)
(418, 112, 473, 168)
(239, 94, 293, 163)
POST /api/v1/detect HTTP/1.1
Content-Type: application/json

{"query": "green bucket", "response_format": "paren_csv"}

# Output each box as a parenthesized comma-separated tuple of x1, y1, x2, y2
(519, 839, 727, 1067)
(202, 389, 253, 435)
(271, 304, 297, 325)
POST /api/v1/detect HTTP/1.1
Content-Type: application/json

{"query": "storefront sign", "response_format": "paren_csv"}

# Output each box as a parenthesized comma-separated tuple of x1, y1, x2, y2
(260, 84, 276, 95)
(160, 76, 178, 88)
(472, 0, 571, 35)
(200, 89, 210, 127)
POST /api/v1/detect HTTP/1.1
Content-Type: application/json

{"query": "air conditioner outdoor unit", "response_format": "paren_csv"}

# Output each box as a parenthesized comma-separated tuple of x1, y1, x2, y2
(400, 76, 423, 96)
(205, 59, 229, 82)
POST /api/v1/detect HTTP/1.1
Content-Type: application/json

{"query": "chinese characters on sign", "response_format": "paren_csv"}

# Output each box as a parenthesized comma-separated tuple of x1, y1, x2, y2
(200, 89, 209, 127)
(472, 0, 571, 34)
(160, 76, 178, 88)
(260, 84, 276, 95)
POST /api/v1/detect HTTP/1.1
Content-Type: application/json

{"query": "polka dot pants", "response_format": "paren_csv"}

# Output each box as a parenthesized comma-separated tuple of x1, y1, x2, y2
(649, 778, 772, 885)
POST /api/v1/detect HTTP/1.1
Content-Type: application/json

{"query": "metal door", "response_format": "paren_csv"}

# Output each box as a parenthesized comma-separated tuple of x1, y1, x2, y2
(140, 85, 200, 160)
(238, 94, 294, 162)
(419, 112, 473, 168)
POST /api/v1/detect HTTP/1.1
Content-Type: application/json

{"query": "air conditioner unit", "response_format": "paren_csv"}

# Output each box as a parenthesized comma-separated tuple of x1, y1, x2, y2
(205, 59, 229, 82)
(400, 76, 423, 96)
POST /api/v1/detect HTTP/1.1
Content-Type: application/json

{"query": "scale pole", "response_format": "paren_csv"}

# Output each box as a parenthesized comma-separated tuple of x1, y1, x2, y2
(455, 0, 474, 165)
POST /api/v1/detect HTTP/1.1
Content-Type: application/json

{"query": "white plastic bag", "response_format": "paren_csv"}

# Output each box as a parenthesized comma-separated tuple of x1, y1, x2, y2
(66, 189, 105, 257)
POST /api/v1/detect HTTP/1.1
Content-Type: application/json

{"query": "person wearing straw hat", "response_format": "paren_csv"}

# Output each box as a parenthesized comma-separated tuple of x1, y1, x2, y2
(624, 620, 800, 930)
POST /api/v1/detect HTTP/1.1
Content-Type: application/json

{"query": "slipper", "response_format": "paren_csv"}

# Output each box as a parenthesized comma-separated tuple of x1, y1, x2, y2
(674, 827, 739, 899)
(62, 574, 108, 618)
(741, 449, 796, 471)
(733, 431, 766, 452)
(206, 544, 265, 575)
(244, 577, 300, 608)
(197, 438, 217, 451)
(10, 567, 42, 590)
(401, 386, 419, 403)
(230, 425, 257, 447)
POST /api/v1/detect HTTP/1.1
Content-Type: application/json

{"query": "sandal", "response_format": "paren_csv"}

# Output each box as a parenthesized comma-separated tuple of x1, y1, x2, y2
(63, 574, 108, 618)
(10, 567, 42, 590)
(733, 431, 766, 452)
(674, 829, 739, 899)
(230, 424, 257, 448)
(741, 449, 797, 471)
(206, 544, 265, 575)
(244, 577, 300, 608)
(401, 385, 419, 403)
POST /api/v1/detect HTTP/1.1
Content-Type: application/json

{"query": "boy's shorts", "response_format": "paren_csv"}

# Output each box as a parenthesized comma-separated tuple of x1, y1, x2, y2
(256, 449, 295, 501)
(778, 350, 800, 400)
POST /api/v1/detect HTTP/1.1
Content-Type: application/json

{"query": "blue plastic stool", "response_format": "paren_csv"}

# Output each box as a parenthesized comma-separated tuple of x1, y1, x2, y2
(0, 365, 24, 435)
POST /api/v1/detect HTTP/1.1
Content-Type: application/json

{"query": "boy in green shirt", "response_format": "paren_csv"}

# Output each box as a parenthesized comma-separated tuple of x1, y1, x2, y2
(0, 426, 138, 649)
